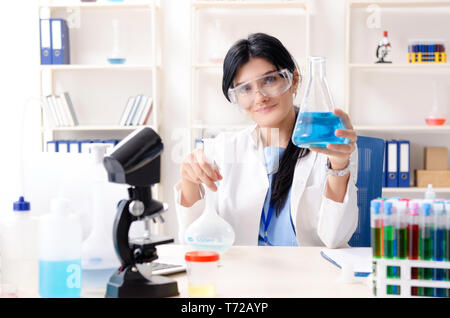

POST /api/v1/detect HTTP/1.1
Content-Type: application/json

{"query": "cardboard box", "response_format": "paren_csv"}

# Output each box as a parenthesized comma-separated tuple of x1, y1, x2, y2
(424, 147, 448, 170)
(415, 170, 450, 187)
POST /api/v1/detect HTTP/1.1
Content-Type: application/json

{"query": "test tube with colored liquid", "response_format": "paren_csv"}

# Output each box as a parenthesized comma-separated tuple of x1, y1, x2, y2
(432, 201, 446, 297)
(396, 200, 408, 260)
(419, 202, 433, 297)
(394, 200, 408, 295)
(445, 200, 450, 298)
(370, 199, 382, 297)
(408, 201, 420, 296)
(371, 200, 383, 258)
(383, 201, 396, 295)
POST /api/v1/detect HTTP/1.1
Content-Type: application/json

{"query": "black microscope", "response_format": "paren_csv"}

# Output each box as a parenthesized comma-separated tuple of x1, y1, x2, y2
(103, 127, 179, 298)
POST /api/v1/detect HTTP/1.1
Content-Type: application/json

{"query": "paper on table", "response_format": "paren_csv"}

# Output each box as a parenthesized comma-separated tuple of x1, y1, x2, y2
(320, 247, 372, 277)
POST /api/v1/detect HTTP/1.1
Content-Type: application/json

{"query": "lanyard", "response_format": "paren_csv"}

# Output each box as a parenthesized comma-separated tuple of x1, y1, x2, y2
(261, 202, 274, 246)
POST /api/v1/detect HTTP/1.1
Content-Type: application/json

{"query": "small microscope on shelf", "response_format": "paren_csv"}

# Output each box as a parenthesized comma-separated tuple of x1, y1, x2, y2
(103, 127, 179, 298)
(375, 31, 392, 64)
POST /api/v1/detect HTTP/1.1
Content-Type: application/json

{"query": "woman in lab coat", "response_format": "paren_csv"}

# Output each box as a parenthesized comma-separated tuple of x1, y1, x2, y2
(174, 33, 358, 248)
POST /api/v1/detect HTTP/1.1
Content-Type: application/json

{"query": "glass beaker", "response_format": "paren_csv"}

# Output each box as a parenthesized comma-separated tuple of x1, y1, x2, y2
(292, 56, 349, 148)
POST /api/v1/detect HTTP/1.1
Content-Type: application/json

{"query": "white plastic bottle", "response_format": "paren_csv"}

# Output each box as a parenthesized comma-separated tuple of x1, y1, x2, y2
(81, 144, 120, 289)
(1, 196, 38, 296)
(38, 197, 82, 298)
(424, 184, 436, 201)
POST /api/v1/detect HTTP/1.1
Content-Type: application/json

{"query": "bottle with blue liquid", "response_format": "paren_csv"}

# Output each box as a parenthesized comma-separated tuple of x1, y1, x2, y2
(292, 56, 349, 148)
(38, 198, 82, 298)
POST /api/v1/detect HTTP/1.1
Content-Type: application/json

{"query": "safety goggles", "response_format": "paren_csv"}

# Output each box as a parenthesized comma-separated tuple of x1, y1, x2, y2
(228, 68, 293, 109)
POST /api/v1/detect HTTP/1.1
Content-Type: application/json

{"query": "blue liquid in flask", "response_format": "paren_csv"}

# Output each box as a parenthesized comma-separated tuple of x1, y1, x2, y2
(39, 259, 82, 298)
(107, 57, 126, 64)
(292, 112, 349, 148)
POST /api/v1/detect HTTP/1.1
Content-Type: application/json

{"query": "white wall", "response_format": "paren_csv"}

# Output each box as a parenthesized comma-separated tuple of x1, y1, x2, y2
(0, 0, 357, 240)
(3, 0, 446, 242)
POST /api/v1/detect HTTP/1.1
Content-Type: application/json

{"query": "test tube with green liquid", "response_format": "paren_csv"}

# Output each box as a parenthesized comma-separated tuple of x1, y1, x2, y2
(419, 202, 434, 297)
(371, 200, 383, 258)
(432, 201, 446, 297)
(394, 200, 408, 295)
(370, 199, 382, 297)
(444, 200, 450, 298)
(383, 201, 396, 295)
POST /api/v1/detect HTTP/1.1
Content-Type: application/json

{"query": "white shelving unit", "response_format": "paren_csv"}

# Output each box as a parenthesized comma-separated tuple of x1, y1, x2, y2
(345, 0, 450, 196)
(38, 0, 161, 146)
(189, 0, 309, 149)
(37, 1, 164, 236)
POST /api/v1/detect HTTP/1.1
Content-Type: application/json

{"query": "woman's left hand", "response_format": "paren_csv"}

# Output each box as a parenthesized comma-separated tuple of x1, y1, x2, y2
(310, 108, 357, 171)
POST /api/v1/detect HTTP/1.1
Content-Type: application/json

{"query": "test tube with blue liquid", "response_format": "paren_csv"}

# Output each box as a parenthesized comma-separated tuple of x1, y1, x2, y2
(432, 201, 446, 297)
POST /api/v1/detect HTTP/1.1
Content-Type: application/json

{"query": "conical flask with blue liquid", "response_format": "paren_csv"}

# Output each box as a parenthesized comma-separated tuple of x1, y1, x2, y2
(292, 56, 349, 148)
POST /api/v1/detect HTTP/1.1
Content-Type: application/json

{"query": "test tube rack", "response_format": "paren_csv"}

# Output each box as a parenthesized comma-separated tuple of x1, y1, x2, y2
(373, 258, 450, 298)
(408, 52, 447, 63)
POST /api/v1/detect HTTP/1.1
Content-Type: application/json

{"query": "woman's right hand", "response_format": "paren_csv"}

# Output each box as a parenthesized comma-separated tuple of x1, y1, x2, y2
(180, 149, 223, 192)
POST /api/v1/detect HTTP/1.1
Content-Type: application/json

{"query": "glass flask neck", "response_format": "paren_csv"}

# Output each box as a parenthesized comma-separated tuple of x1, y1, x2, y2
(309, 57, 326, 80)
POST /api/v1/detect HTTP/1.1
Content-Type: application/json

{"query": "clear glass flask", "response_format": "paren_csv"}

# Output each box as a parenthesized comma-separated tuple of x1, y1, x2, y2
(107, 19, 126, 65)
(292, 56, 349, 148)
(184, 187, 235, 256)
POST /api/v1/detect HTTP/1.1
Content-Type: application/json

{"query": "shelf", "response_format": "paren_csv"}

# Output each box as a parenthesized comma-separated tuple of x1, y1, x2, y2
(354, 125, 450, 133)
(40, 64, 157, 71)
(192, 1, 307, 9)
(349, 0, 450, 8)
(383, 187, 450, 193)
(38, 0, 157, 9)
(349, 63, 450, 71)
(45, 125, 155, 131)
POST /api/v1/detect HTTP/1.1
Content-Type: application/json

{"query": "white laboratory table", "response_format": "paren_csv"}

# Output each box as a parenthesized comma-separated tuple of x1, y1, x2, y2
(79, 244, 372, 298)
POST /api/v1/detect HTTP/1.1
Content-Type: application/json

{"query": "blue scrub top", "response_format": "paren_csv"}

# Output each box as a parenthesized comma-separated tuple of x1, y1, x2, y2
(258, 146, 298, 246)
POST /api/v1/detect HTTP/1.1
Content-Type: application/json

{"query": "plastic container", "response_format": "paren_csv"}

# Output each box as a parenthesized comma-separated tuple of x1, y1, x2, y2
(38, 198, 82, 298)
(0, 196, 38, 295)
(292, 56, 349, 148)
(81, 144, 120, 289)
(185, 251, 219, 298)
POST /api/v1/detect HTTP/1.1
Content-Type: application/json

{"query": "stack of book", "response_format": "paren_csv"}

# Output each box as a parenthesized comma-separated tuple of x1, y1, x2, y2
(119, 95, 153, 126)
(41, 92, 79, 127)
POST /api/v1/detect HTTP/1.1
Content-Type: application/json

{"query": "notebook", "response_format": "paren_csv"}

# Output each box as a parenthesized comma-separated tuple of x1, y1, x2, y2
(320, 247, 372, 277)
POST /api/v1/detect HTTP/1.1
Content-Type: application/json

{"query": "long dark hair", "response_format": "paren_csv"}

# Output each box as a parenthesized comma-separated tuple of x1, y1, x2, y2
(222, 33, 310, 216)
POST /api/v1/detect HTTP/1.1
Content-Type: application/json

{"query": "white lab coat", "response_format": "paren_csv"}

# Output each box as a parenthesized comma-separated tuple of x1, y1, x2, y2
(174, 124, 359, 248)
